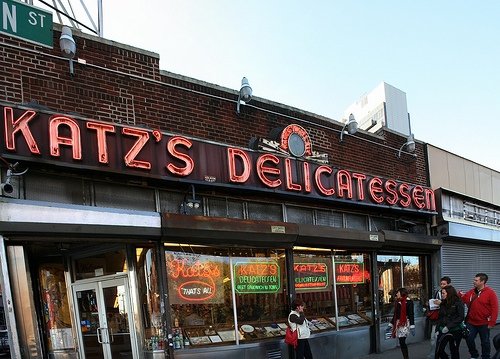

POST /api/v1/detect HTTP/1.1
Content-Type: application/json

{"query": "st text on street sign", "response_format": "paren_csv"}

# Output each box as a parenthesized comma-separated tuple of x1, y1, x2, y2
(1, 0, 53, 47)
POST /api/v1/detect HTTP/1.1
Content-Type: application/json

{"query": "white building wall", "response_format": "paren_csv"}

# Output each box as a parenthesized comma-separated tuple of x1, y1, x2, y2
(343, 82, 410, 136)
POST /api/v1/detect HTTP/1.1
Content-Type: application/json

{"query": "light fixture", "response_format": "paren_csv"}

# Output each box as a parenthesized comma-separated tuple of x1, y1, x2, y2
(180, 184, 202, 214)
(339, 113, 358, 142)
(59, 26, 76, 75)
(0, 175, 13, 194)
(236, 77, 252, 114)
(0, 161, 28, 195)
(397, 133, 416, 158)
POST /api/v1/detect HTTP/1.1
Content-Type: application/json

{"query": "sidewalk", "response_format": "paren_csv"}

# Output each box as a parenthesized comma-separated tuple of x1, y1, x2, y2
(360, 325, 500, 359)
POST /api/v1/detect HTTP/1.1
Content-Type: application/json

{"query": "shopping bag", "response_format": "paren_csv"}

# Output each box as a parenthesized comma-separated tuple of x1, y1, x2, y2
(284, 326, 298, 348)
(426, 309, 439, 321)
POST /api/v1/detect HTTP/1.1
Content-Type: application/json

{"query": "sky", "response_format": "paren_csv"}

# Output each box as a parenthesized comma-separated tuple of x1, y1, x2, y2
(44, 1, 500, 171)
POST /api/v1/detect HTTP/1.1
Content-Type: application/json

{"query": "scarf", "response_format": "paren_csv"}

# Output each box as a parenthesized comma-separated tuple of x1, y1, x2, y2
(392, 295, 408, 337)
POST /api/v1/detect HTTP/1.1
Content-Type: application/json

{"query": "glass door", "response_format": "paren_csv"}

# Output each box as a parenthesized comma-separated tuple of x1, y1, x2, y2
(73, 276, 137, 359)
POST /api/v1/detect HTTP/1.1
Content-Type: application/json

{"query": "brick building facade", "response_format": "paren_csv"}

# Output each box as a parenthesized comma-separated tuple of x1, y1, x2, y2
(1, 24, 438, 359)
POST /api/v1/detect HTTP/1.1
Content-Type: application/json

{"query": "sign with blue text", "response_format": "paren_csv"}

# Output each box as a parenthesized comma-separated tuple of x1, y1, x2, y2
(1, 0, 53, 47)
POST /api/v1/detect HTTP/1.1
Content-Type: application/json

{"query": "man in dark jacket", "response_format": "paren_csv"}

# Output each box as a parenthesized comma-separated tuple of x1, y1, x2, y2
(462, 273, 499, 359)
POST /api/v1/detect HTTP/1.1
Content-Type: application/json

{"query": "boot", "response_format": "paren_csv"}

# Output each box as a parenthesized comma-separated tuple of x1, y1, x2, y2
(401, 346, 409, 359)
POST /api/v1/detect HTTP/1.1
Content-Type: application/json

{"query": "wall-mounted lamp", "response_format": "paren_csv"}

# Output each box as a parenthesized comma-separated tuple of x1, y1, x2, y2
(0, 162, 28, 195)
(0, 174, 13, 194)
(397, 133, 416, 158)
(236, 77, 252, 114)
(59, 26, 76, 76)
(180, 184, 202, 215)
(339, 113, 358, 142)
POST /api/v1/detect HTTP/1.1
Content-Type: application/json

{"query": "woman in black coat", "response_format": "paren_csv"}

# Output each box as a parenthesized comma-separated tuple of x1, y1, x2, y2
(435, 285, 465, 359)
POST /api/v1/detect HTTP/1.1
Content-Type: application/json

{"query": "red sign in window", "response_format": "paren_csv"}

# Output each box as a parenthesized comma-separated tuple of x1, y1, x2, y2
(335, 262, 367, 284)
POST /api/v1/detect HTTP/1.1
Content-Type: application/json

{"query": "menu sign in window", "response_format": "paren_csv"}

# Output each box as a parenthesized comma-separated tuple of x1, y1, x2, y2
(233, 259, 281, 294)
(294, 262, 329, 292)
(166, 252, 225, 304)
(335, 261, 365, 284)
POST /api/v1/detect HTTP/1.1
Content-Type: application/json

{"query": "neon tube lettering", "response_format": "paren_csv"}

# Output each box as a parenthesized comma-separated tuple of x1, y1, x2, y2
(166, 136, 194, 176)
(86, 122, 115, 164)
(122, 127, 151, 169)
(49, 116, 82, 159)
(256, 153, 281, 188)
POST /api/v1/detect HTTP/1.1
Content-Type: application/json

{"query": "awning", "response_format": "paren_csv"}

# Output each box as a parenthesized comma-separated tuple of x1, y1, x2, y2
(297, 224, 384, 249)
(162, 213, 298, 247)
(0, 198, 161, 237)
(381, 230, 441, 251)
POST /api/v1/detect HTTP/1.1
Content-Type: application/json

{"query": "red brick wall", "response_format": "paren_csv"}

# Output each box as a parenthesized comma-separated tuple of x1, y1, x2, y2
(0, 26, 428, 186)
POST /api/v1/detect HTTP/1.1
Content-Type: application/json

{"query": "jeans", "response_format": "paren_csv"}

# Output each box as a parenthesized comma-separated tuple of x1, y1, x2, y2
(466, 323, 490, 359)
(429, 324, 438, 357)
(295, 338, 313, 359)
(435, 331, 462, 359)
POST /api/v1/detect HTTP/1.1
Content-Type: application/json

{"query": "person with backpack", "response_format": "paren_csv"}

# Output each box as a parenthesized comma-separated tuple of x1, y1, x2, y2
(435, 285, 465, 359)
(428, 276, 452, 359)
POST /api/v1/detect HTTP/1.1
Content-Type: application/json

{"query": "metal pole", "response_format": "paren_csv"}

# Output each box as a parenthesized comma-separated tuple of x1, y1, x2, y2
(229, 256, 239, 345)
(98, 0, 103, 37)
(0, 236, 22, 358)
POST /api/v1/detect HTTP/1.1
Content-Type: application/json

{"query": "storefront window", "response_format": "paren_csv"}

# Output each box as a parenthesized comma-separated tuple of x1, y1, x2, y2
(74, 249, 127, 280)
(164, 246, 288, 348)
(334, 252, 373, 328)
(403, 256, 426, 317)
(136, 247, 163, 350)
(165, 247, 234, 347)
(39, 263, 74, 351)
(294, 250, 336, 331)
(293, 249, 373, 331)
(233, 250, 288, 342)
(377, 254, 428, 322)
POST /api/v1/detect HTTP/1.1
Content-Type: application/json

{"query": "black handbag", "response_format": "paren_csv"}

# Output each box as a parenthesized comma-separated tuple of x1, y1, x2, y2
(459, 322, 470, 339)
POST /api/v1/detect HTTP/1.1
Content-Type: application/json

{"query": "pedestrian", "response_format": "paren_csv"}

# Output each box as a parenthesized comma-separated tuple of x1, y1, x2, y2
(434, 285, 465, 359)
(428, 276, 452, 359)
(492, 333, 500, 359)
(288, 298, 313, 359)
(386, 287, 415, 359)
(462, 273, 499, 359)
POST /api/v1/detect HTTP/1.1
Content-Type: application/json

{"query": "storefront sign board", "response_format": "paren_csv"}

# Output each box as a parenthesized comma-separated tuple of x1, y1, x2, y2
(0, 104, 436, 213)
(335, 261, 366, 284)
(294, 262, 329, 292)
(166, 252, 224, 304)
(233, 259, 281, 294)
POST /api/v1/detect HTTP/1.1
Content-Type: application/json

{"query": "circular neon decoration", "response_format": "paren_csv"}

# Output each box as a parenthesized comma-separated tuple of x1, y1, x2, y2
(279, 124, 312, 157)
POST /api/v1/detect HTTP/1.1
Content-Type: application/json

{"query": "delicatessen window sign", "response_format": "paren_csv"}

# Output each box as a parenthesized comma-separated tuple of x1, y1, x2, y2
(166, 252, 225, 305)
(335, 256, 366, 284)
(294, 259, 331, 292)
(233, 258, 281, 294)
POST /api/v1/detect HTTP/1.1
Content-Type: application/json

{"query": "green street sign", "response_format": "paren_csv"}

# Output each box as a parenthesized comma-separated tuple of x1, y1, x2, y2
(1, 0, 53, 47)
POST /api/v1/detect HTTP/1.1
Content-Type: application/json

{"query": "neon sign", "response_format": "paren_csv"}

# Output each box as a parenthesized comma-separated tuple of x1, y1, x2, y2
(166, 252, 224, 304)
(1, 105, 436, 213)
(294, 262, 329, 291)
(335, 262, 366, 284)
(233, 260, 281, 294)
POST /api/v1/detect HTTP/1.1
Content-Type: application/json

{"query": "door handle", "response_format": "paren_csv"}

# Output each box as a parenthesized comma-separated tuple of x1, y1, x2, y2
(97, 327, 103, 344)
(109, 328, 114, 343)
